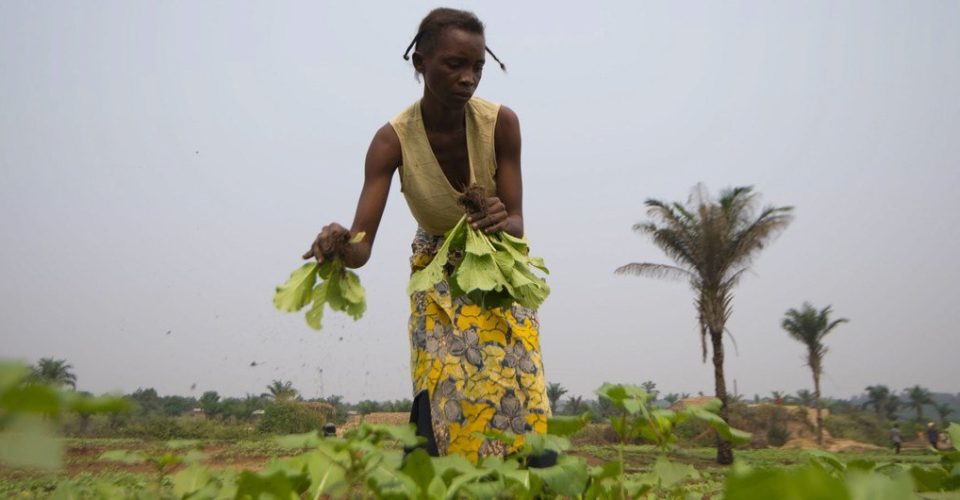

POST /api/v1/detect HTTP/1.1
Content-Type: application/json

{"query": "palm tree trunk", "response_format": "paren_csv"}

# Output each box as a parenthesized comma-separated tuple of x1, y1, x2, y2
(711, 329, 733, 465)
(813, 370, 823, 446)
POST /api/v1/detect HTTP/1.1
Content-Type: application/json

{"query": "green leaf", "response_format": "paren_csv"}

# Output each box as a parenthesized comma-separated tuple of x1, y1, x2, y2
(305, 281, 327, 330)
(464, 226, 495, 256)
(948, 422, 960, 451)
(529, 454, 588, 496)
(64, 393, 131, 415)
(910, 464, 948, 492)
(401, 448, 436, 496)
(456, 253, 503, 292)
(0, 363, 30, 396)
(408, 218, 467, 295)
(275, 431, 321, 449)
(172, 463, 211, 497)
(547, 412, 591, 437)
(236, 469, 304, 499)
(846, 470, 914, 500)
(0, 415, 62, 469)
(653, 456, 696, 489)
(273, 262, 318, 312)
(363, 423, 423, 448)
(0, 384, 61, 414)
(686, 406, 752, 445)
(724, 463, 850, 500)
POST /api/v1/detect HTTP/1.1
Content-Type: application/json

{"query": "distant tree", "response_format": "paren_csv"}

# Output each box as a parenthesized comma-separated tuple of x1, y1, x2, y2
(904, 385, 934, 422)
(32, 358, 77, 389)
(616, 185, 793, 464)
(663, 393, 681, 406)
(159, 395, 198, 417)
(771, 391, 786, 404)
(781, 302, 848, 445)
(264, 380, 299, 402)
(356, 400, 382, 415)
(199, 391, 221, 418)
(641, 381, 659, 401)
(886, 396, 903, 421)
(129, 388, 163, 416)
(934, 403, 954, 425)
(320, 395, 348, 423)
(565, 396, 587, 415)
(546, 383, 568, 414)
(795, 390, 815, 407)
(863, 385, 895, 421)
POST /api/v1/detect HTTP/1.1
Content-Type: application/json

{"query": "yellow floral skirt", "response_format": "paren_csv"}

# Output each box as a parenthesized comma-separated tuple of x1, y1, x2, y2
(408, 228, 551, 463)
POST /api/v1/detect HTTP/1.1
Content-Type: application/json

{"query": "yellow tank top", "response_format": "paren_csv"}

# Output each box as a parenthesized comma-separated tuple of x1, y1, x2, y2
(390, 97, 500, 236)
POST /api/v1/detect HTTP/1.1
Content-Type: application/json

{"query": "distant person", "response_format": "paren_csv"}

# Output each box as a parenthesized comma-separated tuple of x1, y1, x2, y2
(890, 423, 902, 454)
(303, 8, 553, 465)
(927, 422, 939, 450)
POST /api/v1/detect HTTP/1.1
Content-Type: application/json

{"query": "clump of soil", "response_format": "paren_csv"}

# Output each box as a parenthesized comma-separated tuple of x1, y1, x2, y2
(457, 184, 487, 218)
(320, 229, 350, 260)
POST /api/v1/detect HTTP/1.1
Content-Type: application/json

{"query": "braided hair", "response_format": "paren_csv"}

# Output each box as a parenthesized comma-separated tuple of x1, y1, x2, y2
(403, 8, 506, 72)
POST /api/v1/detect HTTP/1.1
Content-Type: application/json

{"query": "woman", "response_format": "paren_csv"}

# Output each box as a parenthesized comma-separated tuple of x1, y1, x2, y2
(303, 8, 552, 464)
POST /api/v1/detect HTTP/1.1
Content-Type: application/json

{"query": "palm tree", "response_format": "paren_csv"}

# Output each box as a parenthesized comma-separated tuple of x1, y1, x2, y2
(641, 381, 659, 402)
(904, 385, 934, 422)
(781, 302, 848, 445)
(546, 383, 568, 415)
(934, 403, 954, 425)
(264, 380, 299, 402)
(32, 358, 77, 389)
(565, 396, 587, 415)
(795, 389, 815, 407)
(863, 385, 899, 419)
(616, 185, 792, 464)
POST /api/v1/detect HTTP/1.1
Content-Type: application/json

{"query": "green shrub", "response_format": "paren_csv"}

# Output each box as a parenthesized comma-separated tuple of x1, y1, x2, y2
(766, 425, 789, 447)
(824, 413, 888, 446)
(257, 402, 325, 435)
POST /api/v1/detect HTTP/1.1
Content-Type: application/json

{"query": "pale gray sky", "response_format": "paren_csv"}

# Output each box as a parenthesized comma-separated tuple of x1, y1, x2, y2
(2, 1, 958, 403)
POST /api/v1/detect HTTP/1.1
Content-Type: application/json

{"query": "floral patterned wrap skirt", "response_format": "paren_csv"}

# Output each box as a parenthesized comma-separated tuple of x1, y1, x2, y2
(408, 228, 551, 462)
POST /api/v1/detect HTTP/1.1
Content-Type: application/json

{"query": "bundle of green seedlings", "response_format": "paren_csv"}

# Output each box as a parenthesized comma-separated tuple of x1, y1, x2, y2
(408, 185, 550, 310)
(273, 232, 365, 330)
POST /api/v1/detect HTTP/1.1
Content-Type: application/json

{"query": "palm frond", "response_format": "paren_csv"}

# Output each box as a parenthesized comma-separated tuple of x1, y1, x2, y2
(615, 263, 693, 281)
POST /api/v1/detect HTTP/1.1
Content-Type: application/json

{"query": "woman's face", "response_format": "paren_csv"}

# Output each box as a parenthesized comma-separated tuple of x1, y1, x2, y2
(415, 28, 486, 108)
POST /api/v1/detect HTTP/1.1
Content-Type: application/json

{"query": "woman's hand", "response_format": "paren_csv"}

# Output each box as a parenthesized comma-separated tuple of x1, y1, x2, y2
(302, 223, 351, 264)
(467, 196, 515, 234)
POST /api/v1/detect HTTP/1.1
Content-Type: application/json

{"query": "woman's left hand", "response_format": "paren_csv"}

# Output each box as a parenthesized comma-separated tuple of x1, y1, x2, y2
(467, 196, 510, 234)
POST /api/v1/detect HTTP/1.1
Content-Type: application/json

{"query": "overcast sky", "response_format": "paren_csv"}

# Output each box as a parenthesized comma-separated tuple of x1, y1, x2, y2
(2, 1, 958, 403)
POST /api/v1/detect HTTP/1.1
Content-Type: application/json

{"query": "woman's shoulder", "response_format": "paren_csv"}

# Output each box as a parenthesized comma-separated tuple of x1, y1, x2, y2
(389, 100, 422, 128)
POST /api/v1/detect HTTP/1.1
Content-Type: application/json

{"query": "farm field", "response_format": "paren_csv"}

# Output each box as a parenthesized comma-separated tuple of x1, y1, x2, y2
(0, 436, 944, 498)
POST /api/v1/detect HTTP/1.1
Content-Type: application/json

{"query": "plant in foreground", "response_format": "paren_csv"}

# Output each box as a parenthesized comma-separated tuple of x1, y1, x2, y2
(273, 232, 366, 330)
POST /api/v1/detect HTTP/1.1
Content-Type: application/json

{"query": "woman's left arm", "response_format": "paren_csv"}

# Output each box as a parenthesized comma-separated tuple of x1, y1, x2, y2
(469, 105, 524, 238)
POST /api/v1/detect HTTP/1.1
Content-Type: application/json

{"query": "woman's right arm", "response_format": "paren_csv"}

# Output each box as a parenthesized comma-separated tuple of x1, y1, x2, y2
(302, 123, 401, 268)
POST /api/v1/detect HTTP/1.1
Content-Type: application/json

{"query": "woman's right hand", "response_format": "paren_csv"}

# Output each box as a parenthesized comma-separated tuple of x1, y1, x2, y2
(302, 222, 352, 264)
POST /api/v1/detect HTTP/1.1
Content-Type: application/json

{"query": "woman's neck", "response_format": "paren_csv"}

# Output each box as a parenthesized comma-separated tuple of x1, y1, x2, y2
(420, 94, 466, 132)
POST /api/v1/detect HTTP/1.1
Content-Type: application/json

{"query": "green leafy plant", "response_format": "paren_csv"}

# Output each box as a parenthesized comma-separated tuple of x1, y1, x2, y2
(0, 362, 130, 470)
(273, 232, 366, 330)
(408, 185, 550, 310)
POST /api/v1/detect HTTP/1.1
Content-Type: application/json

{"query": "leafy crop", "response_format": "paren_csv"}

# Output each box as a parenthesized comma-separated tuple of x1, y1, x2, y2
(273, 232, 366, 330)
(3, 360, 959, 499)
(0, 362, 130, 470)
(408, 187, 550, 310)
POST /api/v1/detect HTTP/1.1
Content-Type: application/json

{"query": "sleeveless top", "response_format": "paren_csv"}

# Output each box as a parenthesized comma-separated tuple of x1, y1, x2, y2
(389, 97, 501, 236)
